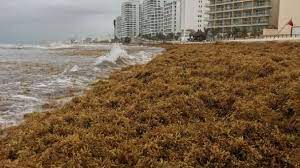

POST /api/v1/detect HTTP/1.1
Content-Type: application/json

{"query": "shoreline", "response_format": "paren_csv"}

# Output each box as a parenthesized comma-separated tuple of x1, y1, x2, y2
(0, 42, 299, 167)
(0, 45, 164, 128)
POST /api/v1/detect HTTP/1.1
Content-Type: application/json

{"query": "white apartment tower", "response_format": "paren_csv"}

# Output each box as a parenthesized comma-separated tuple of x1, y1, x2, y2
(163, 0, 177, 35)
(141, 0, 164, 36)
(198, 0, 210, 31)
(121, 0, 140, 38)
(176, 0, 209, 40)
(139, 3, 144, 36)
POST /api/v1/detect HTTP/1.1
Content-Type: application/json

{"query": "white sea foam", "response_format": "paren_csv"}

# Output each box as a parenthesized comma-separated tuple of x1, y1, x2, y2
(12, 95, 41, 102)
(94, 44, 162, 68)
(95, 44, 128, 65)
(70, 65, 80, 72)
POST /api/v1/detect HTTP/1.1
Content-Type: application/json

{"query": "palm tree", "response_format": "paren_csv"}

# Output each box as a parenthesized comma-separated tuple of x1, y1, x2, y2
(156, 33, 166, 43)
(211, 28, 220, 41)
(123, 37, 131, 44)
(192, 30, 207, 42)
(232, 27, 240, 40)
(225, 30, 232, 39)
(175, 32, 181, 40)
(241, 28, 248, 39)
(166, 33, 175, 41)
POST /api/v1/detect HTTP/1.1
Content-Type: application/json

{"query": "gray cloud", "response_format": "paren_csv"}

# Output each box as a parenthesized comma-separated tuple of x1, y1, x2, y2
(0, 0, 123, 43)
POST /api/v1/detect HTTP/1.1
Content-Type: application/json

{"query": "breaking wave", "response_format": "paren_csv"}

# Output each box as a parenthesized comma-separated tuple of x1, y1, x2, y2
(70, 65, 80, 72)
(94, 44, 162, 74)
(95, 44, 129, 65)
(0, 43, 164, 127)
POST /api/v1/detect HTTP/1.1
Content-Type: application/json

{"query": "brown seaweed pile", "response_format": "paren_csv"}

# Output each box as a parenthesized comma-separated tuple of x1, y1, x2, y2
(0, 42, 299, 167)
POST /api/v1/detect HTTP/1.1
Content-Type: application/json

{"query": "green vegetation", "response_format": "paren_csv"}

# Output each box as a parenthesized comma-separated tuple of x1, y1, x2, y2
(140, 33, 178, 41)
(0, 42, 299, 167)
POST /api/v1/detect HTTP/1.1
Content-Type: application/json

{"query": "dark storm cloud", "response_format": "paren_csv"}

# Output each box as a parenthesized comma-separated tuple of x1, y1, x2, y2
(0, 0, 123, 43)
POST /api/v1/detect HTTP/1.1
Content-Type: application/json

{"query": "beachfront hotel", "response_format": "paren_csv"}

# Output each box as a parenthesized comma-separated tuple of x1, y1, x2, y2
(120, 0, 140, 39)
(163, 0, 177, 35)
(161, 0, 210, 40)
(176, 0, 210, 41)
(207, 0, 300, 35)
(140, 0, 164, 36)
(198, 0, 210, 31)
(207, 0, 279, 33)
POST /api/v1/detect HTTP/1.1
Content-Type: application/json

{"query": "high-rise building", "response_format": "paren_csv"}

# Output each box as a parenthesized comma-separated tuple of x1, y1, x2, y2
(163, 0, 177, 35)
(139, 3, 144, 36)
(141, 0, 164, 37)
(207, 0, 279, 34)
(198, 0, 210, 31)
(121, 0, 140, 39)
(176, 0, 209, 41)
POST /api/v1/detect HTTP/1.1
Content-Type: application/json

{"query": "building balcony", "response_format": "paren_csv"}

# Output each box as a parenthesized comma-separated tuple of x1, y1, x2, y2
(208, 22, 270, 28)
(207, 0, 267, 7)
(209, 13, 270, 21)
(208, 3, 272, 14)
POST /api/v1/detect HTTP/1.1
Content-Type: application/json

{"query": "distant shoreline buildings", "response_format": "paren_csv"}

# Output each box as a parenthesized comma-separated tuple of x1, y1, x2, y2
(114, 0, 209, 41)
(114, 0, 299, 41)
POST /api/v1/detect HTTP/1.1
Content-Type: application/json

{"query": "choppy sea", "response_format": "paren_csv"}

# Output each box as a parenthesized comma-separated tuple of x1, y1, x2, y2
(0, 43, 163, 127)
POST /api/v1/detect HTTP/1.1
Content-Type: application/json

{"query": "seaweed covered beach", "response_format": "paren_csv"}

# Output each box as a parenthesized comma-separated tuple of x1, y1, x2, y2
(0, 42, 299, 167)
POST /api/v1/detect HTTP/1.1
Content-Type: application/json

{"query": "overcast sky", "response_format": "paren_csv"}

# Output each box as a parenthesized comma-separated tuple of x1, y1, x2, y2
(0, 0, 123, 43)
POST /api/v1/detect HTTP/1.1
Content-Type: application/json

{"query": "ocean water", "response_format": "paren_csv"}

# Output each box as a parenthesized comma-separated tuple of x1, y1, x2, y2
(0, 43, 163, 127)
